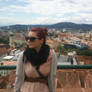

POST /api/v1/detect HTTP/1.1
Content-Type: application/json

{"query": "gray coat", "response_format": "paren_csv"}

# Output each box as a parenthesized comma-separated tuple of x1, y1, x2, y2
(14, 49, 57, 92)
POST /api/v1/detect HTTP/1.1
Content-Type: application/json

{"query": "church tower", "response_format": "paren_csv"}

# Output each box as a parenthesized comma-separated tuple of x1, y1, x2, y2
(9, 32, 15, 49)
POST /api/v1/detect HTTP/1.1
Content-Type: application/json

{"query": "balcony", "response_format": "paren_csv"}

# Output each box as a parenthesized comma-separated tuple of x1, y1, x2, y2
(0, 65, 92, 92)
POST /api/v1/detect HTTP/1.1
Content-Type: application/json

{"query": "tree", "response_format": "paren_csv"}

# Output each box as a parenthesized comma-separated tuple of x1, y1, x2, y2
(0, 38, 9, 44)
(57, 44, 66, 54)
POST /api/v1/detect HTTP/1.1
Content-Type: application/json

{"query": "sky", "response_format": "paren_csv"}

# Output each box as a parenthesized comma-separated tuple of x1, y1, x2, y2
(0, 0, 92, 26)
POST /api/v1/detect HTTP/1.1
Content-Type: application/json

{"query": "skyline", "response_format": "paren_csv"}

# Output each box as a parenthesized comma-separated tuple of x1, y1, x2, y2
(0, 0, 92, 26)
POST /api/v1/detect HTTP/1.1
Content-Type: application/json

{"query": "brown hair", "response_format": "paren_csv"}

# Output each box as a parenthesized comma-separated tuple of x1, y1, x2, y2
(30, 27, 48, 44)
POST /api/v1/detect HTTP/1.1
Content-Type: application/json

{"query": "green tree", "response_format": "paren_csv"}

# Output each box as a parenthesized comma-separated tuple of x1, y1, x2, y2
(57, 44, 66, 54)
(76, 49, 92, 56)
(0, 38, 9, 44)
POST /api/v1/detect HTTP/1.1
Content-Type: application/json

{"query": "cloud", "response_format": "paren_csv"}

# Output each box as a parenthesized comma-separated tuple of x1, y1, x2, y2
(0, 0, 92, 25)
(1, 0, 92, 15)
(0, 17, 21, 26)
(0, 0, 11, 2)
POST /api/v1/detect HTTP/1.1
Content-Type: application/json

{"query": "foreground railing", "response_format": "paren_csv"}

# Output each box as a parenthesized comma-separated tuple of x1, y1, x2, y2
(0, 66, 16, 70)
(0, 65, 92, 70)
(57, 64, 92, 69)
(0, 65, 91, 76)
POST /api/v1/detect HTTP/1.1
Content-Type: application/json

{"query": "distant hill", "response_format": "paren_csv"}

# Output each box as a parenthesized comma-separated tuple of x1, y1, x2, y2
(0, 22, 92, 31)
(50, 22, 92, 30)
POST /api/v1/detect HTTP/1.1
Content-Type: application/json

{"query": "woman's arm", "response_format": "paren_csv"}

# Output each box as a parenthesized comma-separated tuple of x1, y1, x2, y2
(49, 50, 57, 92)
(14, 52, 25, 92)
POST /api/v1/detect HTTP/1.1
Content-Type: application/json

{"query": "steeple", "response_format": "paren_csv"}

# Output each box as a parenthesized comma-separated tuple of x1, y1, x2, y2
(9, 32, 15, 49)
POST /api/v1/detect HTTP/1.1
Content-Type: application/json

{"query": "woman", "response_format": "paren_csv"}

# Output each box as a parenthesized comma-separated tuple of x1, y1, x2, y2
(14, 27, 57, 92)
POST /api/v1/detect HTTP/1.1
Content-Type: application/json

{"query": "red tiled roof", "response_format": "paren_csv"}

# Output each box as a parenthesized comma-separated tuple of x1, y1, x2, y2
(56, 88, 92, 92)
(0, 44, 9, 47)
(0, 89, 13, 92)
(56, 69, 81, 88)
(77, 56, 92, 64)
(56, 69, 92, 92)
(0, 44, 9, 56)
(2, 61, 17, 66)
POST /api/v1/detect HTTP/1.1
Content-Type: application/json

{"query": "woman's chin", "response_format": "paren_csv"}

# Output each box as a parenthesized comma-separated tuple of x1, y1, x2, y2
(29, 45, 34, 48)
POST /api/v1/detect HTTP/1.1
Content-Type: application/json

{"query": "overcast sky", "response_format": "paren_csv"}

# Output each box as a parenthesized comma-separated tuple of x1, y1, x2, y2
(0, 0, 92, 26)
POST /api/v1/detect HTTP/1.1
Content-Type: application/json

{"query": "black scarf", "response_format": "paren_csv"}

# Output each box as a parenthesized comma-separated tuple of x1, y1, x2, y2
(23, 44, 50, 67)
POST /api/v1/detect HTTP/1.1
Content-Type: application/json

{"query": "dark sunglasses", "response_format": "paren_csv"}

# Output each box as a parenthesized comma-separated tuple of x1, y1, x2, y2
(25, 36, 39, 42)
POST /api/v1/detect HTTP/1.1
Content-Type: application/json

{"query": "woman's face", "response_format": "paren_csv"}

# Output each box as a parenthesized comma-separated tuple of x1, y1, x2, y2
(26, 31, 43, 51)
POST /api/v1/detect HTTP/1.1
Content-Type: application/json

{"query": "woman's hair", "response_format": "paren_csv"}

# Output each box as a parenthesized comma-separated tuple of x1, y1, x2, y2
(29, 27, 48, 44)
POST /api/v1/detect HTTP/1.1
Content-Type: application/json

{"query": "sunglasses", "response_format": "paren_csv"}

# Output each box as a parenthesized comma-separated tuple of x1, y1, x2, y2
(25, 36, 39, 42)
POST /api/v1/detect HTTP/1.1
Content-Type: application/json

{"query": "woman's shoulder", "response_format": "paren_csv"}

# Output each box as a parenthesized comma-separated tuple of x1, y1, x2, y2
(49, 49, 57, 62)
(50, 49, 57, 61)
(17, 51, 24, 63)
(18, 51, 24, 58)
(50, 49, 56, 57)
